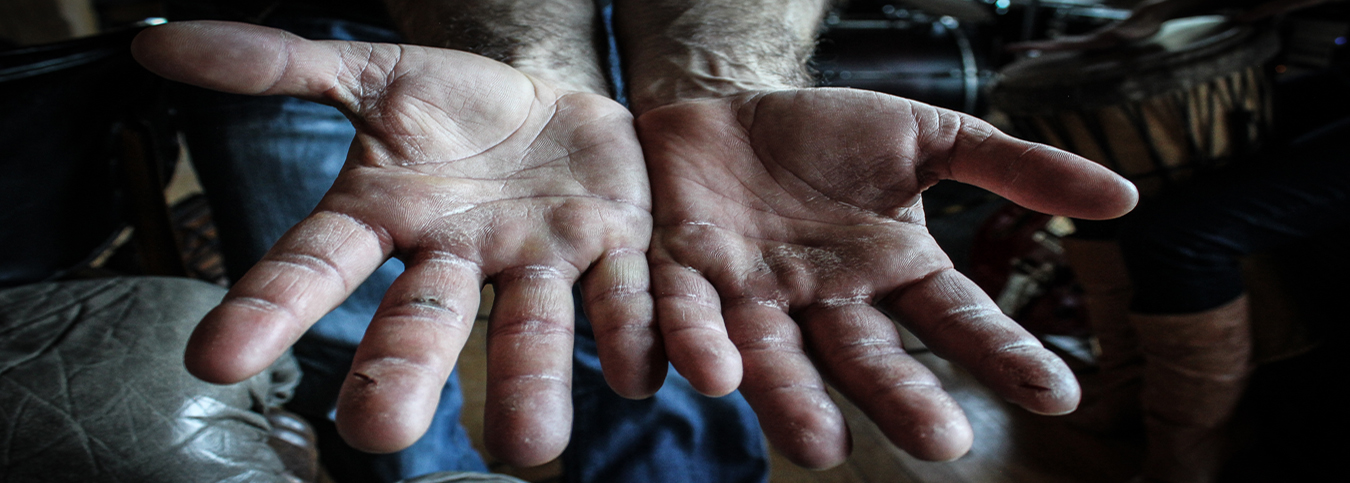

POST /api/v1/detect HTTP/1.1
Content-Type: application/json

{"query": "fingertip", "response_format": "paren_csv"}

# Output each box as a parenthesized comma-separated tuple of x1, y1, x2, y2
(182, 307, 291, 384)
(781, 441, 851, 471)
(909, 418, 975, 462)
(1015, 145, 1140, 220)
(774, 425, 852, 470)
(130, 20, 295, 95)
(486, 436, 568, 469)
(951, 131, 1140, 221)
(650, 274, 743, 396)
(483, 390, 572, 467)
(1063, 159, 1140, 220)
(753, 390, 852, 469)
(671, 346, 743, 397)
(183, 340, 244, 384)
(986, 346, 1083, 416)
(335, 364, 444, 454)
(1015, 376, 1083, 417)
(866, 385, 973, 462)
(1031, 373, 1083, 416)
(606, 362, 668, 400)
(130, 23, 170, 67)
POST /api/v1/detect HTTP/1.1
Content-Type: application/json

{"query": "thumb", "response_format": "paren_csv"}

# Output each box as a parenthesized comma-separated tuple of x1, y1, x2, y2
(131, 20, 366, 106)
(948, 126, 1139, 221)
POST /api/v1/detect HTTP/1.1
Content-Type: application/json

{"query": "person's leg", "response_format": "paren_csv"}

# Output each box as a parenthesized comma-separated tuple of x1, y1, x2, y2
(171, 15, 486, 483)
(566, 287, 769, 483)
(1122, 116, 1350, 316)
(1118, 117, 1350, 482)
(1060, 237, 1143, 435)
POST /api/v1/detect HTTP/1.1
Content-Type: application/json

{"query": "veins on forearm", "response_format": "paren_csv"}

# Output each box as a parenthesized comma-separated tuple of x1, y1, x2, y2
(658, 5, 821, 87)
(616, 0, 834, 109)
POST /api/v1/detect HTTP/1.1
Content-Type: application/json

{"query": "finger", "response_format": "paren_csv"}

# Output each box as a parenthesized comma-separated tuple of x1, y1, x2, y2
(335, 253, 483, 453)
(484, 267, 577, 467)
(880, 269, 1081, 416)
(801, 302, 973, 461)
(945, 122, 1139, 220)
(132, 21, 347, 100)
(130, 21, 508, 110)
(580, 248, 665, 399)
(725, 302, 851, 469)
(650, 249, 742, 397)
(186, 211, 387, 383)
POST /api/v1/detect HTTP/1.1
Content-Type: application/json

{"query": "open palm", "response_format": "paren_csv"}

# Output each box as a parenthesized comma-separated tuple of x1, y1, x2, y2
(133, 21, 656, 465)
(637, 89, 1138, 467)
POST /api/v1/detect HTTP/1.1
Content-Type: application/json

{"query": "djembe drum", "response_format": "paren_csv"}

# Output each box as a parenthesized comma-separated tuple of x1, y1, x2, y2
(987, 15, 1311, 367)
(992, 15, 1279, 198)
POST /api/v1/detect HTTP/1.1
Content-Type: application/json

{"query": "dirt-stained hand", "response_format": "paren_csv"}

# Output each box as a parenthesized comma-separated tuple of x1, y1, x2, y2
(133, 21, 658, 466)
(637, 89, 1137, 467)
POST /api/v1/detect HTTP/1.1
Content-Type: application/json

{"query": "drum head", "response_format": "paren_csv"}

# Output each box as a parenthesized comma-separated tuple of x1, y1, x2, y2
(992, 16, 1280, 113)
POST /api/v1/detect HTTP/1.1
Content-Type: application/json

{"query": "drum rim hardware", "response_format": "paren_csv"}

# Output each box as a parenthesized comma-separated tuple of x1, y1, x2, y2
(991, 16, 1281, 112)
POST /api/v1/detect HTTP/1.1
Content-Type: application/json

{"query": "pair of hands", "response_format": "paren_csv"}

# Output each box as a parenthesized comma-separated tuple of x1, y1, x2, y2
(132, 21, 1136, 468)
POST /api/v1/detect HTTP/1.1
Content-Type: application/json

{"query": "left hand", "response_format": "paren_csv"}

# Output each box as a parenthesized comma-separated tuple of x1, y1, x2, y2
(636, 88, 1138, 467)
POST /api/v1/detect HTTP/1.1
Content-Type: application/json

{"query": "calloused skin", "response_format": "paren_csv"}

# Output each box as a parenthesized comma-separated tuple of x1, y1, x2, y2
(132, 20, 1138, 471)
(636, 91, 1137, 466)
(132, 21, 659, 466)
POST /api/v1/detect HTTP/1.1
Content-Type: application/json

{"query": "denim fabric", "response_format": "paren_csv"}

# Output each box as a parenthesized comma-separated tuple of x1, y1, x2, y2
(168, 9, 767, 483)
(569, 289, 768, 483)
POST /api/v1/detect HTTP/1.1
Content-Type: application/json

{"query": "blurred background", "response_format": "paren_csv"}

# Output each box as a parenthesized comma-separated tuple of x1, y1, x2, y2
(3, 1, 1347, 482)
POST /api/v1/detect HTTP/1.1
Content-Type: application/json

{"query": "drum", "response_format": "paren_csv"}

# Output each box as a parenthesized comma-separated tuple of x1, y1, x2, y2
(991, 16, 1280, 197)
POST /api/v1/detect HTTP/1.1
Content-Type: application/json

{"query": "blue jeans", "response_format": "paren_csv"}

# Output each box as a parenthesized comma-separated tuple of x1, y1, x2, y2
(170, 12, 767, 483)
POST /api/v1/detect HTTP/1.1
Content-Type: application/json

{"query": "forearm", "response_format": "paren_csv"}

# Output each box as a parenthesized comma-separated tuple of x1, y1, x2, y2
(613, 0, 832, 114)
(384, 0, 608, 94)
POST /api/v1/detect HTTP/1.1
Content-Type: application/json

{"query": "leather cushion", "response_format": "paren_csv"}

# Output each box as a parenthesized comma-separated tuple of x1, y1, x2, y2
(0, 277, 300, 482)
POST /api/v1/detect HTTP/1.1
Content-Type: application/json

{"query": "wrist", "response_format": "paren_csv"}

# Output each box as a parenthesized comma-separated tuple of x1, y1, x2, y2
(510, 56, 609, 96)
(622, 44, 809, 115)
(615, 0, 829, 114)
(386, 0, 610, 96)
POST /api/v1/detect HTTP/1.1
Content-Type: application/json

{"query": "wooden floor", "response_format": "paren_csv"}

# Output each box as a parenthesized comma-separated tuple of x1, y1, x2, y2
(458, 288, 1148, 483)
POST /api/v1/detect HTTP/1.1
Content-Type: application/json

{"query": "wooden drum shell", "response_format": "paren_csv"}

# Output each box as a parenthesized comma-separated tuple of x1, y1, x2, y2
(991, 17, 1281, 197)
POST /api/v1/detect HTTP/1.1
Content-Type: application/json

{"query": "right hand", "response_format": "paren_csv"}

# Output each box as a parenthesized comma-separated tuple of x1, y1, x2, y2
(133, 21, 657, 466)
(634, 88, 1137, 467)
